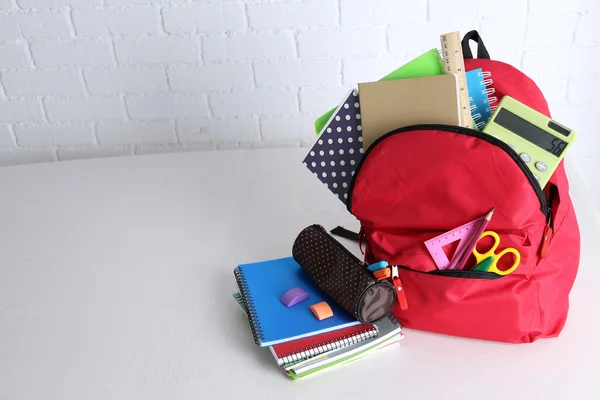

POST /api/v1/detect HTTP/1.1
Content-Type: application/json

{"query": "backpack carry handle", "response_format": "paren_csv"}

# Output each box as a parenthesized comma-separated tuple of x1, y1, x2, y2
(462, 30, 490, 60)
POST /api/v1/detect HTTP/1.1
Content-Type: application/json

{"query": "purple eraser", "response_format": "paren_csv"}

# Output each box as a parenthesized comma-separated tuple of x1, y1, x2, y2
(280, 288, 309, 307)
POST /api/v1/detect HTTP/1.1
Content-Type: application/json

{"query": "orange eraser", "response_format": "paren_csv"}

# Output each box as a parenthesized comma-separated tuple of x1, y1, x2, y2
(309, 301, 334, 321)
(373, 267, 391, 280)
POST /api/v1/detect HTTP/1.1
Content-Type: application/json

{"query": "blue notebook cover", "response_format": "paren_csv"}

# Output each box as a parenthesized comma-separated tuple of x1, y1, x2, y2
(466, 68, 494, 130)
(234, 257, 360, 347)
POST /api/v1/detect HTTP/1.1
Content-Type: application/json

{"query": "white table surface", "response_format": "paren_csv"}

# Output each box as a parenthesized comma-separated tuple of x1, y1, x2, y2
(0, 149, 598, 400)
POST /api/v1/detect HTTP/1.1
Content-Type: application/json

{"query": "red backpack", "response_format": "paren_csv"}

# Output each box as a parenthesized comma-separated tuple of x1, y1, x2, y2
(348, 31, 580, 343)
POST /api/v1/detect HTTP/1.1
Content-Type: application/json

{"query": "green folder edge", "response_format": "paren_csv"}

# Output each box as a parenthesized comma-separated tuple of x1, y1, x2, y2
(314, 48, 444, 134)
(233, 293, 401, 380)
(287, 334, 400, 380)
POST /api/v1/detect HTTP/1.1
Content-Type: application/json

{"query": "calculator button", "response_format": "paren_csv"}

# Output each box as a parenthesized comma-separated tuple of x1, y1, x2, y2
(520, 153, 532, 163)
(533, 173, 541, 182)
(535, 161, 548, 172)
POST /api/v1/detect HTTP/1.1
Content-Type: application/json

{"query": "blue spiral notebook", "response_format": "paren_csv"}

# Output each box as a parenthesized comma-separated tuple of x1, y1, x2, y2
(234, 257, 360, 347)
(466, 68, 496, 130)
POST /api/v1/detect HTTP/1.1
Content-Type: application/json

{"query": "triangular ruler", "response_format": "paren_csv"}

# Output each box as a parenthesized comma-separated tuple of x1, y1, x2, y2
(424, 216, 486, 270)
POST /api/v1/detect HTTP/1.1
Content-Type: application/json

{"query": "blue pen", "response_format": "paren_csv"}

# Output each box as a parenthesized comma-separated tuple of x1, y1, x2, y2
(367, 261, 388, 271)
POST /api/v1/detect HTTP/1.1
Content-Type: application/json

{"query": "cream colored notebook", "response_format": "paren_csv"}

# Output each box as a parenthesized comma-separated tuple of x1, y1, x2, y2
(358, 74, 461, 150)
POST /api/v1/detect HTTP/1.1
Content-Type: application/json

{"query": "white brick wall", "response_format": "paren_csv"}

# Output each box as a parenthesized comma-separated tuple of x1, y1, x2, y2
(2, 69, 84, 96)
(0, 0, 598, 204)
(114, 37, 200, 64)
(30, 39, 114, 67)
(126, 94, 210, 120)
(18, 11, 73, 39)
(84, 66, 169, 94)
(73, 7, 161, 37)
(163, 3, 246, 34)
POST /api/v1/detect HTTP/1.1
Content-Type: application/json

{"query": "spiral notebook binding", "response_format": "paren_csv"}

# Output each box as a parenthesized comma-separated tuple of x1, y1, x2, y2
(279, 327, 378, 365)
(234, 267, 264, 345)
(468, 70, 498, 130)
(486, 96, 499, 114)
(481, 71, 497, 106)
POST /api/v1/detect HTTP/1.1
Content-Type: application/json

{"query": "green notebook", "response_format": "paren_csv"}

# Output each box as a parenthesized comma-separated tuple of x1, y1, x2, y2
(287, 333, 401, 380)
(314, 48, 444, 133)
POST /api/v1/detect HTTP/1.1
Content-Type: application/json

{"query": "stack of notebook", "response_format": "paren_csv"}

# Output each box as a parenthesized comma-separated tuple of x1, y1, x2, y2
(233, 256, 403, 380)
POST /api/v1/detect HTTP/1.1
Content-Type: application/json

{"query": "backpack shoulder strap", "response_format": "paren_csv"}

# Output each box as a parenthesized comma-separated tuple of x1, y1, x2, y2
(462, 30, 491, 60)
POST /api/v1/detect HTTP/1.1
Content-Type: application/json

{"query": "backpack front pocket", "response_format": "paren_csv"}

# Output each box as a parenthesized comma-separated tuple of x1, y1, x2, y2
(391, 267, 543, 343)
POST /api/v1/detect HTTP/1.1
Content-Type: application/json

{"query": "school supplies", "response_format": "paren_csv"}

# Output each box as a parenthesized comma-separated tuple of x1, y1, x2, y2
(293, 225, 396, 323)
(482, 96, 577, 189)
(471, 231, 521, 275)
(424, 208, 495, 270)
(303, 90, 364, 204)
(452, 208, 495, 271)
(233, 292, 403, 380)
(373, 268, 391, 280)
(288, 314, 402, 376)
(314, 49, 444, 133)
(234, 257, 360, 347)
(440, 31, 472, 129)
(472, 256, 494, 272)
(287, 333, 404, 381)
(368, 261, 388, 271)
(280, 287, 309, 307)
(270, 323, 378, 366)
(233, 292, 379, 365)
(466, 68, 497, 129)
(310, 302, 334, 320)
(288, 334, 402, 380)
(358, 74, 462, 151)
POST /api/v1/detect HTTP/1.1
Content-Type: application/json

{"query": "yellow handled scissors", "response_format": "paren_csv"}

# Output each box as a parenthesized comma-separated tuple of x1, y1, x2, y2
(472, 231, 521, 275)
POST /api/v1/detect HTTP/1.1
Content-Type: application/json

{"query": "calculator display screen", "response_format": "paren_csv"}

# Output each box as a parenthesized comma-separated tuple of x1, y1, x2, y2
(494, 108, 568, 157)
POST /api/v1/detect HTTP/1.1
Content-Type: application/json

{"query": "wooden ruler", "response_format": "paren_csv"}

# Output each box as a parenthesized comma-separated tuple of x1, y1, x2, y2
(440, 31, 473, 129)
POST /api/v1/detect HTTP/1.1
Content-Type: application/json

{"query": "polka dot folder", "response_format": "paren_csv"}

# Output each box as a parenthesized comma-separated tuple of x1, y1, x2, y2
(303, 90, 364, 205)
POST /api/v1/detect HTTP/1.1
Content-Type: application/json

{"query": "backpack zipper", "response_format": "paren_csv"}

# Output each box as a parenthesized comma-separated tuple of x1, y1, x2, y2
(347, 124, 551, 221)
(396, 265, 502, 280)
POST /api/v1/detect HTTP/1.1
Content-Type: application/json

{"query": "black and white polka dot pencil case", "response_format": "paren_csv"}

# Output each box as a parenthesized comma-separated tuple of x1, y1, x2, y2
(292, 225, 396, 324)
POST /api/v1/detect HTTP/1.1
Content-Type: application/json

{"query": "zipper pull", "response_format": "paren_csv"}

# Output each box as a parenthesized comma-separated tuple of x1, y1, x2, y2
(539, 210, 553, 259)
(391, 265, 408, 311)
(540, 224, 553, 259)
(358, 226, 365, 255)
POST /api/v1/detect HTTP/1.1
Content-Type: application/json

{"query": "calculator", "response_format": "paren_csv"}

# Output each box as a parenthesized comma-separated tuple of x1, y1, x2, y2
(482, 96, 577, 189)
